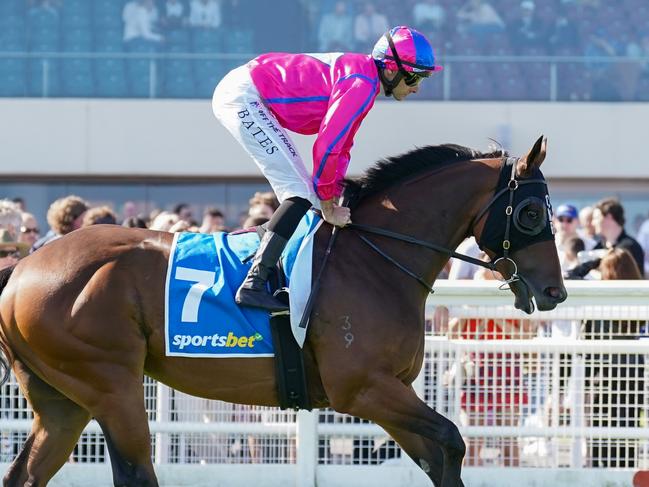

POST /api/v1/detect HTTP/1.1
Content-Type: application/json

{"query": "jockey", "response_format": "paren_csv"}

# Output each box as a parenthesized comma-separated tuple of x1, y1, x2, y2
(212, 26, 442, 311)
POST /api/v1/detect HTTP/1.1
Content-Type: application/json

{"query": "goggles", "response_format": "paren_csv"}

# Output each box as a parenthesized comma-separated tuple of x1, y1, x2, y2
(403, 70, 431, 86)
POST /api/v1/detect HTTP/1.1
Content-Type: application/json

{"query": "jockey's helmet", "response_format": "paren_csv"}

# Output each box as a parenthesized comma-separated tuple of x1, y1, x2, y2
(371, 26, 442, 96)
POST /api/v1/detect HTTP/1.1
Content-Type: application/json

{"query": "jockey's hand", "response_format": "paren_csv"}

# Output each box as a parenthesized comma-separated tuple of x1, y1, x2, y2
(321, 199, 351, 227)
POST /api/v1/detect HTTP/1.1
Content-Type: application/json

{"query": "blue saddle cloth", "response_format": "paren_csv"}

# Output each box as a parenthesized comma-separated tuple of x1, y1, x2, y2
(165, 212, 321, 358)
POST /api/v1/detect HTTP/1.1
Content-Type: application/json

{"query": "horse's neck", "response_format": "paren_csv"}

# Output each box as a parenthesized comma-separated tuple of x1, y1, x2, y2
(352, 160, 500, 293)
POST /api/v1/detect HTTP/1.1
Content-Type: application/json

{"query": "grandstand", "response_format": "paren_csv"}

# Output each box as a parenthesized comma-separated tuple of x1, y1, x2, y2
(0, 0, 647, 100)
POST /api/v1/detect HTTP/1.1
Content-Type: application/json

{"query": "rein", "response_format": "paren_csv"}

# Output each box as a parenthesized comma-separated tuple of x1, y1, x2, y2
(347, 157, 548, 293)
(347, 223, 493, 293)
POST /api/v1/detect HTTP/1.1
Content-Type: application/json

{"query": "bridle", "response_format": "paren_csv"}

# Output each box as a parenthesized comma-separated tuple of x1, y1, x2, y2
(346, 157, 551, 293)
(468, 156, 551, 288)
(295, 157, 551, 329)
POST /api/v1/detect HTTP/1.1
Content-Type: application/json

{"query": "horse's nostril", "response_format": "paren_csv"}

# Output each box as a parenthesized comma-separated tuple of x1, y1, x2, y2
(545, 286, 566, 301)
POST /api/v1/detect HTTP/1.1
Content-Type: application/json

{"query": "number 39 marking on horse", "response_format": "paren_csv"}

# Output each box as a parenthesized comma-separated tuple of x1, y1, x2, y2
(340, 315, 354, 348)
(174, 267, 216, 322)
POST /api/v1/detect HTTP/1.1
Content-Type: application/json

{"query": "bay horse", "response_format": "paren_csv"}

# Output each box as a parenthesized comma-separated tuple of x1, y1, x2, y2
(0, 136, 566, 487)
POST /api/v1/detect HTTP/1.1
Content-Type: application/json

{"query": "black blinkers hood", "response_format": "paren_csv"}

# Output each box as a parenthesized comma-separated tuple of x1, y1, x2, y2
(478, 159, 555, 258)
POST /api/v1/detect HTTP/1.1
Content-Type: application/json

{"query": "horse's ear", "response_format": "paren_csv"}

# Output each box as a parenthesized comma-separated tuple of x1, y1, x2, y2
(517, 135, 547, 177)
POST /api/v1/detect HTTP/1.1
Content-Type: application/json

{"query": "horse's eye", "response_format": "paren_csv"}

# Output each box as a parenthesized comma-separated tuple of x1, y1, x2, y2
(527, 209, 538, 219)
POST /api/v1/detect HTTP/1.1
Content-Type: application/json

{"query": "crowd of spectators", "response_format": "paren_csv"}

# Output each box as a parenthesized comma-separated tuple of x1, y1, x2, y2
(22, 0, 649, 58)
(554, 198, 647, 279)
(3, 192, 648, 276)
(190, 0, 649, 100)
(117, 0, 308, 50)
(0, 191, 282, 271)
(309, 0, 649, 64)
(413, 0, 649, 101)
(3, 0, 649, 100)
(122, 0, 222, 45)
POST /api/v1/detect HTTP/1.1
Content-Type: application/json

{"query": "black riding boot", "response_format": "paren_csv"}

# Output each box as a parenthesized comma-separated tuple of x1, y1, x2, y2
(235, 230, 289, 311)
(236, 196, 312, 311)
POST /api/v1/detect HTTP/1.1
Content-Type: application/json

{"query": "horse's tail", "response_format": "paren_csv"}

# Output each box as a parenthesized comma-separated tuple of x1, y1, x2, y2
(0, 265, 16, 386)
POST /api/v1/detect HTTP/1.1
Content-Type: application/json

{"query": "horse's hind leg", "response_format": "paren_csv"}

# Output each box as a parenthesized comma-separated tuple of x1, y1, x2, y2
(92, 381, 158, 487)
(380, 423, 445, 487)
(337, 378, 465, 487)
(3, 360, 90, 487)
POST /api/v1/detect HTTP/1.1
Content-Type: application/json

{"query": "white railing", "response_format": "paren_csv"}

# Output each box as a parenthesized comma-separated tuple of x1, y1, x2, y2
(3, 51, 648, 101)
(1, 280, 648, 486)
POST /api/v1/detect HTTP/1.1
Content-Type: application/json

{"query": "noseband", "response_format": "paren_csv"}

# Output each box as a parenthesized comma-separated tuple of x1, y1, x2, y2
(347, 157, 552, 293)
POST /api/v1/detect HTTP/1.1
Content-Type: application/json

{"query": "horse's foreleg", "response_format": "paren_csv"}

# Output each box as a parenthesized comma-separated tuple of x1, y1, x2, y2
(93, 382, 158, 487)
(340, 377, 465, 487)
(3, 360, 91, 487)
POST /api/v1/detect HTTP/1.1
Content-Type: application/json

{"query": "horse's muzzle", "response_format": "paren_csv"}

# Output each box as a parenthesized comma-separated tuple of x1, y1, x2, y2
(535, 285, 568, 311)
(511, 277, 567, 314)
(544, 286, 568, 302)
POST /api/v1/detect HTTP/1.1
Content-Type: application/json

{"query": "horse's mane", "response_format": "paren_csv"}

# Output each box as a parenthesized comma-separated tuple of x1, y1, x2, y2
(343, 144, 507, 205)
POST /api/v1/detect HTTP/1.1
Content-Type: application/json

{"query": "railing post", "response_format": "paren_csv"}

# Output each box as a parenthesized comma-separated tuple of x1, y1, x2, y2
(43, 59, 49, 98)
(154, 383, 170, 464)
(453, 344, 463, 421)
(550, 62, 558, 102)
(412, 355, 426, 400)
(149, 58, 157, 99)
(443, 63, 451, 101)
(550, 351, 561, 468)
(436, 350, 446, 413)
(296, 410, 317, 487)
(570, 354, 585, 468)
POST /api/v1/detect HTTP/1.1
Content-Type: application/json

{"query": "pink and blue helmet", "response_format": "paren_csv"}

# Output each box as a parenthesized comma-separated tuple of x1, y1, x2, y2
(372, 26, 443, 74)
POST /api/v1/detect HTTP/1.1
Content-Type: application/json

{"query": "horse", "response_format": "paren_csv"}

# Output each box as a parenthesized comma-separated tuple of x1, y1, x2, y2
(0, 135, 566, 487)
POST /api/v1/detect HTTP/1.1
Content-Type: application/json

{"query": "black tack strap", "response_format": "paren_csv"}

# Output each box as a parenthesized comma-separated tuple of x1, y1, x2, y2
(357, 233, 435, 293)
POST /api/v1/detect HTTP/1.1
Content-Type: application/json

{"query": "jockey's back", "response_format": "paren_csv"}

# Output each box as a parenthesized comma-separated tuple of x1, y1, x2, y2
(248, 52, 380, 136)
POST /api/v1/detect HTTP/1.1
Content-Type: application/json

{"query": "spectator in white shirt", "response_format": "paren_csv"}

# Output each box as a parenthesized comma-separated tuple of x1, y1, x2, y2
(448, 237, 481, 280)
(123, 0, 163, 43)
(161, 0, 186, 30)
(189, 0, 221, 29)
(554, 204, 595, 272)
(579, 205, 597, 241)
(28, 0, 60, 19)
(353, 2, 389, 52)
(457, 0, 504, 37)
(412, 0, 446, 32)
